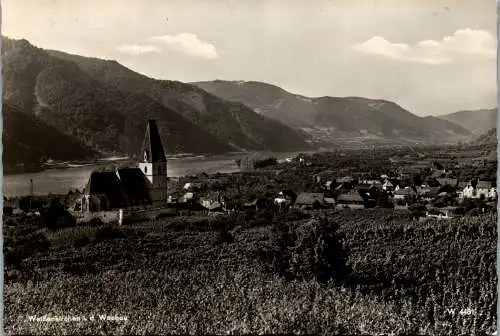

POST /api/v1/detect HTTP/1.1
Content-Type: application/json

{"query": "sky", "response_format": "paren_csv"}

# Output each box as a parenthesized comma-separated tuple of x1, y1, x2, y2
(2, 0, 497, 116)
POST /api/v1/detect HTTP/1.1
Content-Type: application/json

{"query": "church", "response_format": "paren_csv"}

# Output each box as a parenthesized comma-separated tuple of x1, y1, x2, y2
(79, 120, 168, 212)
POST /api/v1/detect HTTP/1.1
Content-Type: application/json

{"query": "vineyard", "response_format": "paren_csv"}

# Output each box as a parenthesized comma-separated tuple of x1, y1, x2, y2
(4, 209, 496, 335)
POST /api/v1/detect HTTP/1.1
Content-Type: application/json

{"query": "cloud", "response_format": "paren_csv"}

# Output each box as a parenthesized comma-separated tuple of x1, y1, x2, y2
(117, 44, 161, 55)
(148, 33, 219, 60)
(351, 29, 496, 65)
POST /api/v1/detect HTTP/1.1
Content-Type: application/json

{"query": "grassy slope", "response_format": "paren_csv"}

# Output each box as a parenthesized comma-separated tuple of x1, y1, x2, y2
(4, 211, 496, 335)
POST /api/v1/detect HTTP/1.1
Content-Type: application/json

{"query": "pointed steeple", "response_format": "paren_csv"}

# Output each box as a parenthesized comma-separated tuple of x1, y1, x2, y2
(141, 120, 167, 163)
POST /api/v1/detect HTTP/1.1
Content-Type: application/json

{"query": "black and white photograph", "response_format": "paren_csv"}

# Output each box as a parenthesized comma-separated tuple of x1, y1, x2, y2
(2, 0, 498, 334)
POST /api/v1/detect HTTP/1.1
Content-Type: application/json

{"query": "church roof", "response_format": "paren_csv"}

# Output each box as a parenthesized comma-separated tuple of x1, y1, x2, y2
(141, 120, 167, 163)
(83, 168, 154, 209)
(117, 168, 152, 206)
(84, 171, 129, 209)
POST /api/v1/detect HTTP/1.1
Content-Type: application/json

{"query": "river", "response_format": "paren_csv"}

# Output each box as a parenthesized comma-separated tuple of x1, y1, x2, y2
(3, 151, 310, 198)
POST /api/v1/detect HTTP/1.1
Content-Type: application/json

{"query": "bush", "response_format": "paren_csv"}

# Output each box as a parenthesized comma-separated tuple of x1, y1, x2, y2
(266, 216, 350, 284)
(155, 209, 177, 220)
(89, 217, 104, 227)
(254, 157, 278, 169)
(468, 208, 481, 217)
(42, 199, 76, 230)
(4, 230, 52, 267)
(4, 207, 13, 216)
(215, 220, 234, 244)
(94, 225, 125, 242)
(73, 236, 91, 248)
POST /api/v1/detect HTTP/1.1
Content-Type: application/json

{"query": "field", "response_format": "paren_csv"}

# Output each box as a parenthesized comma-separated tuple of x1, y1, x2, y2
(4, 209, 496, 335)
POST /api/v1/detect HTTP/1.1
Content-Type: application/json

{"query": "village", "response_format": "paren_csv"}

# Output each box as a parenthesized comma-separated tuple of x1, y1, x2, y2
(4, 120, 497, 226)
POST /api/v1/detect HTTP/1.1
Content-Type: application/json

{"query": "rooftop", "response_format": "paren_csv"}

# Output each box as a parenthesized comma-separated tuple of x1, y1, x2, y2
(295, 192, 325, 205)
(141, 120, 167, 163)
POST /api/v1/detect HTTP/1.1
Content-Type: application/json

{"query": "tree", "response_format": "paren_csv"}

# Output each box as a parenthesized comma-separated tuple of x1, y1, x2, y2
(42, 199, 76, 230)
(413, 174, 423, 187)
(266, 216, 350, 284)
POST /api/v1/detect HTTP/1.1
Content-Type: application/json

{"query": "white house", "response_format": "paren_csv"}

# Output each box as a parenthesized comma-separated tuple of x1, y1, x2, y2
(461, 181, 496, 200)
(382, 180, 394, 191)
(274, 190, 296, 207)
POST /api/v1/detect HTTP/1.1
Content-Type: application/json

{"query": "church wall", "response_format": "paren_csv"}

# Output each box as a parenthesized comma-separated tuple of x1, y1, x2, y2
(138, 162, 168, 204)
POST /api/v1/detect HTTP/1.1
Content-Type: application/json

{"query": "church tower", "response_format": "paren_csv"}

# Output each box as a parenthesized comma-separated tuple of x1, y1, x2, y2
(138, 120, 168, 205)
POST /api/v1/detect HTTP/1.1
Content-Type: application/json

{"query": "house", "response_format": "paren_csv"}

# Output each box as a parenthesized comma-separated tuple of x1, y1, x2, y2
(393, 187, 417, 201)
(167, 195, 179, 203)
(436, 178, 458, 188)
(382, 180, 394, 191)
(294, 192, 326, 210)
(324, 197, 336, 207)
(324, 181, 334, 190)
(204, 201, 223, 213)
(79, 120, 168, 213)
(462, 180, 496, 199)
(359, 179, 382, 187)
(336, 190, 365, 209)
(417, 186, 440, 201)
(181, 192, 197, 203)
(274, 189, 297, 206)
(489, 188, 498, 200)
(201, 198, 222, 211)
(461, 182, 475, 198)
(183, 182, 203, 191)
(477, 181, 495, 198)
(336, 176, 354, 184)
(456, 181, 468, 198)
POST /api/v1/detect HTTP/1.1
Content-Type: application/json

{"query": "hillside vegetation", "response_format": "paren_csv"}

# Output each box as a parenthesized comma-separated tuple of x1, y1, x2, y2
(3, 103, 97, 170)
(2, 37, 312, 167)
(193, 80, 474, 146)
(46, 48, 313, 153)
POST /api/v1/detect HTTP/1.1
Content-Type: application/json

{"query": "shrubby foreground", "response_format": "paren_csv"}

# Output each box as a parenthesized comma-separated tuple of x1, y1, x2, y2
(4, 209, 497, 335)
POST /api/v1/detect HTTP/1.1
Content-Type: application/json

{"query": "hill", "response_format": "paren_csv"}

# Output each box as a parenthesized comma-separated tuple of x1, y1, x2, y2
(193, 80, 474, 146)
(471, 128, 497, 147)
(3, 102, 98, 172)
(44, 47, 312, 153)
(439, 108, 497, 135)
(2, 37, 312, 165)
